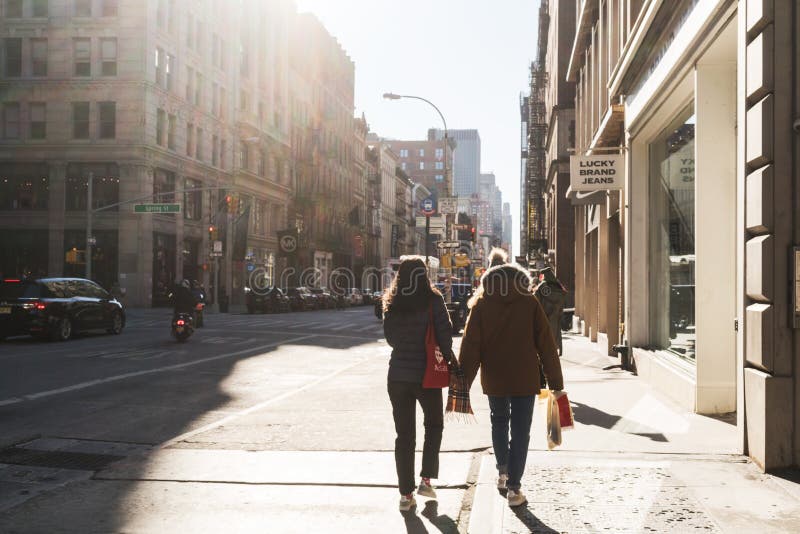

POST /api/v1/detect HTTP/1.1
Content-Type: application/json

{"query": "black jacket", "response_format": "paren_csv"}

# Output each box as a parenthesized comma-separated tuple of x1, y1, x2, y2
(383, 294, 453, 383)
(172, 286, 197, 314)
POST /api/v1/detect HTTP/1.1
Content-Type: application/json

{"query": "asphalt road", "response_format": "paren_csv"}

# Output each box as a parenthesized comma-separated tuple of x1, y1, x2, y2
(0, 305, 390, 444)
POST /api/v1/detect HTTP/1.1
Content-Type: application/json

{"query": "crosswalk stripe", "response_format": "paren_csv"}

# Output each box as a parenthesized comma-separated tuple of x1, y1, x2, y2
(328, 322, 357, 331)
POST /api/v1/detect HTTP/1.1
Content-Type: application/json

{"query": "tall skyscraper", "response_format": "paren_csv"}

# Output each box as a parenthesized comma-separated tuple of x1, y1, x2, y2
(429, 128, 480, 196)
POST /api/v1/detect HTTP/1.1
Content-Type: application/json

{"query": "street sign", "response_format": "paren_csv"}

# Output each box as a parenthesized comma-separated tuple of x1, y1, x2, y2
(437, 241, 461, 249)
(439, 197, 458, 214)
(213, 240, 223, 253)
(87, 236, 97, 246)
(420, 197, 436, 216)
(246, 263, 255, 272)
(416, 216, 445, 228)
(134, 203, 181, 213)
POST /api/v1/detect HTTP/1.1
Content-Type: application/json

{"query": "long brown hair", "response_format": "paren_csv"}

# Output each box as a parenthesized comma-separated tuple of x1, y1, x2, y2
(383, 256, 441, 313)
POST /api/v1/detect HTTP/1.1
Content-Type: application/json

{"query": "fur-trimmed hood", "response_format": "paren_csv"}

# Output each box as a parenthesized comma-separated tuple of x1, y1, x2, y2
(468, 262, 532, 308)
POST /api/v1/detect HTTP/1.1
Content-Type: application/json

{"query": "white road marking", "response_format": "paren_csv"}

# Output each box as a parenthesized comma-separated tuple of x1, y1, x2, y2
(355, 323, 382, 332)
(160, 354, 369, 449)
(329, 322, 357, 331)
(0, 334, 315, 407)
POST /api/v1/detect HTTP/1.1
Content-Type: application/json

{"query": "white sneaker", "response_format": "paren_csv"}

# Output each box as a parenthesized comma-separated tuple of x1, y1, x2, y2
(399, 494, 416, 511)
(507, 489, 527, 507)
(497, 473, 509, 490)
(417, 479, 437, 499)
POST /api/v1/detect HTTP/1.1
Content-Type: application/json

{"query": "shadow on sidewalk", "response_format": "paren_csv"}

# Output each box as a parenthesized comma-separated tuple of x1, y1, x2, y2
(571, 401, 668, 442)
(511, 504, 560, 533)
(400, 500, 458, 533)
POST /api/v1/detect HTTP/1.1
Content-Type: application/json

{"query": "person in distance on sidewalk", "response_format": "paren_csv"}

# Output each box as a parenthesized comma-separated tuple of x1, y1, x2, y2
(458, 262, 564, 508)
(383, 256, 455, 512)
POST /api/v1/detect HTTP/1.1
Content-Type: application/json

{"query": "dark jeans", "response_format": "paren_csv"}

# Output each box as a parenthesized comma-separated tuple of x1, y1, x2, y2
(488, 395, 536, 491)
(388, 380, 444, 495)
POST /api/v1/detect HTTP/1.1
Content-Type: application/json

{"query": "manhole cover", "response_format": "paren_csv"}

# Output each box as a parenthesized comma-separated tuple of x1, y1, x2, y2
(0, 447, 124, 471)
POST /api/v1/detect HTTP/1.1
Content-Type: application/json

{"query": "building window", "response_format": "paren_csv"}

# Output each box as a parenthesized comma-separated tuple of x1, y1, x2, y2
(98, 102, 115, 139)
(4, 38, 21, 77)
(101, 0, 117, 16)
(153, 168, 175, 204)
(239, 89, 248, 112)
(649, 108, 696, 362)
(239, 142, 248, 170)
(184, 178, 202, 221)
(155, 47, 165, 87)
(31, 39, 47, 76)
(185, 66, 194, 101)
(72, 102, 90, 139)
(419, 161, 425, 170)
(4, 0, 22, 17)
(220, 138, 227, 169)
(212, 134, 219, 166)
(167, 113, 176, 149)
(195, 72, 202, 106)
(400, 162, 406, 171)
(165, 53, 174, 91)
(29, 102, 46, 139)
(195, 128, 203, 160)
(435, 175, 444, 182)
(418, 148, 424, 157)
(258, 150, 265, 177)
(186, 123, 193, 156)
(100, 38, 117, 76)
(0, 163, 49, 210)
(74, 38, 91, 76)
(3, 103, 20, 139)
(435, 148, 443, 158)
(435, 161, 444, 170)
(156, 108, 165, 146)
(66, 163, 119, 211)
(32, 0, 48, 17)
(74, 0, 91, 17)
(399, 149, 408, 158)
(212, 82, 218, 115)
(253, 200, 265, 236)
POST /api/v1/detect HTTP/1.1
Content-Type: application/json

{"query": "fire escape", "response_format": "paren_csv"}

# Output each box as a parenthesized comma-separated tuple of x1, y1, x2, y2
(525, 0, 549, 258)
(526, 63, 548, 256)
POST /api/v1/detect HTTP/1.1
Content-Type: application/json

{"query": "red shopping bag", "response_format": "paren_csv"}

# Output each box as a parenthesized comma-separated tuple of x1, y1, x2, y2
(422, 305, 450, 388)
(554, 391, 574, 430)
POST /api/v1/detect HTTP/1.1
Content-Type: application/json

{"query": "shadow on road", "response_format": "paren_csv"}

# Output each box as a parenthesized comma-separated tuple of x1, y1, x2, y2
(400, 501, 458, 534)
(570, 401, 668, 442)
(511, 504, 560, 533)
(0, 310, 382, 531)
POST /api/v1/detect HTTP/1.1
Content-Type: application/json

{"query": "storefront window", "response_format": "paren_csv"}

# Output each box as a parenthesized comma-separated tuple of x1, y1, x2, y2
(0, 163, 49, 210)
(66, 163, 119, 211)
(649, 109, 695, 361)
(0, 229, 48, 278)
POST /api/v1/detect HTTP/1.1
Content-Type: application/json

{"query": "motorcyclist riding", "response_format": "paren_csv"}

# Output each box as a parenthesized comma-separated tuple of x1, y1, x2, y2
(171, 279, 198, 320)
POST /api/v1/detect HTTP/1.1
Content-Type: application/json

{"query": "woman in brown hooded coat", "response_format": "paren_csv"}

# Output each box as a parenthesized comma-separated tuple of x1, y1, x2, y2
(458, 262, 564, 507)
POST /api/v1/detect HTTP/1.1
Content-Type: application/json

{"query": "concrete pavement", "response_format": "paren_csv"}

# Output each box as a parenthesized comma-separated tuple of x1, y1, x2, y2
(0, 309, 799, 532)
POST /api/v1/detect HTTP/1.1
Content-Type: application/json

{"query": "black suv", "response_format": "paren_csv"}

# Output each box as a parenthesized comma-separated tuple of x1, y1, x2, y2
(0, 278, 125, 341)
(245, 286, 290, 314)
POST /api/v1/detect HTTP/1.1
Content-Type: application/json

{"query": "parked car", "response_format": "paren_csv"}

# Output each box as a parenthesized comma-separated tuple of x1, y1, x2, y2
(286, 287, 315, 311)
(308, 287, 336, 309)
(245, 286, 290, 314)
(0, 277, 125, 341)
(344, 288, 363, 306)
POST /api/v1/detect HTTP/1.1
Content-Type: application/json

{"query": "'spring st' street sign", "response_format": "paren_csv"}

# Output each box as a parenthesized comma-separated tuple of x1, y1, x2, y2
(134, 204, 182, 213)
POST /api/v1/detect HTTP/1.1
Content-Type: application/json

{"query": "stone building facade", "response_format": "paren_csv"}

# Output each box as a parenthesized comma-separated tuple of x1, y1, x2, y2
(0, 0, 292, 307)
(550, 0, 800, 470)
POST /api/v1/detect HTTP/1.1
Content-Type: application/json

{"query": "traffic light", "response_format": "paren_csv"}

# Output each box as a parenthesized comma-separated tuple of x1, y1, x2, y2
(471, 226, 476, 243)
(208, 225, 218, 241)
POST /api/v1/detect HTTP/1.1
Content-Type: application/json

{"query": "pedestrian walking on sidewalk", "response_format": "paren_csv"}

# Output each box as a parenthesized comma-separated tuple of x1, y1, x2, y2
(382, 256, 456, 512)
(458, 262, 564, 508)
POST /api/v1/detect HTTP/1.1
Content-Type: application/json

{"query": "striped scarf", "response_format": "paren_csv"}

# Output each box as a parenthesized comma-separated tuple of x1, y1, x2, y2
(445, 367, 477, 424)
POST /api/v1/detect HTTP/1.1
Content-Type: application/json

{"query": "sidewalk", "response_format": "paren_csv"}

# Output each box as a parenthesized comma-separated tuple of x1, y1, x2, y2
(467, 334, 800, 533)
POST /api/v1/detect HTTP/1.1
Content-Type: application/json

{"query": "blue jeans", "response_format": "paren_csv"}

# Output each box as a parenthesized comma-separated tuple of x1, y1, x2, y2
(488, 395, 536, 491)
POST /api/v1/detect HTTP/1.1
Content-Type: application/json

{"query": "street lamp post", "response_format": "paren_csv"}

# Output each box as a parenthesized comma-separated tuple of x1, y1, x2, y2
(383, 92, 450, 300)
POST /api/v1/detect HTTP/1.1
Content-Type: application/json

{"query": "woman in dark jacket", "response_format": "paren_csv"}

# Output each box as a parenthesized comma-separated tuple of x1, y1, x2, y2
(383, 256, 453, 512)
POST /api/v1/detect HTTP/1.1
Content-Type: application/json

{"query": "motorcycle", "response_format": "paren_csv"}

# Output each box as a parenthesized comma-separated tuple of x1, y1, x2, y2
(172, 312, 194, 342)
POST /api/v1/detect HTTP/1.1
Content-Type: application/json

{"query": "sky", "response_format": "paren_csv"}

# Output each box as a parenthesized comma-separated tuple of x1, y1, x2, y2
(295, 0, 540, 256)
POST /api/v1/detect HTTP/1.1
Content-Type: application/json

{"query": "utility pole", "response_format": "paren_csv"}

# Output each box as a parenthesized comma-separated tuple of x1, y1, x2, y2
(85, 172, 93, 280)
